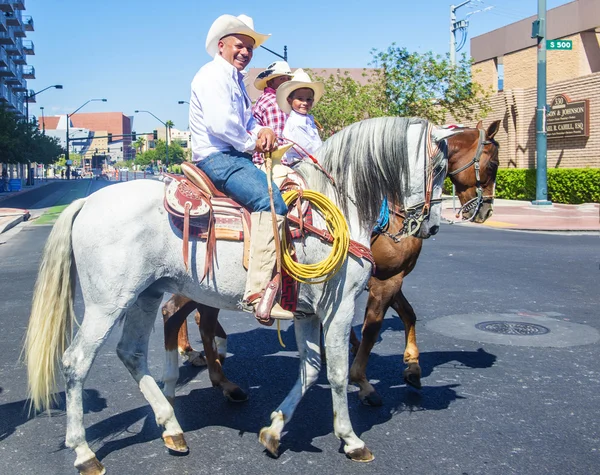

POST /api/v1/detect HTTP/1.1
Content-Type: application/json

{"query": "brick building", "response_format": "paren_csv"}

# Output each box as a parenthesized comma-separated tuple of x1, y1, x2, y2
(43, 111, 134, 164)
(464, 0, 600, 169)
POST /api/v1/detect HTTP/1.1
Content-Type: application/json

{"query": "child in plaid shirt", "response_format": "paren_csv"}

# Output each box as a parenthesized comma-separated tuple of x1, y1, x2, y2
(252, 61, 292, 164)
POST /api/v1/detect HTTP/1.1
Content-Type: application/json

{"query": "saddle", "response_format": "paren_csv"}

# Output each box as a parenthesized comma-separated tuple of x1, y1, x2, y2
(163, 161, 374, 283)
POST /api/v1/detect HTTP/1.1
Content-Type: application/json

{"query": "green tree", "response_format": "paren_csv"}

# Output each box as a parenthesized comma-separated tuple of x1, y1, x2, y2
(373, 45, 491, 123)
(134, 149, 157, 167)
(155, 139, 184, 165)
(0, 106, 63, 165)
(309, 69, 391, 138)
(133, 136, 146, 154)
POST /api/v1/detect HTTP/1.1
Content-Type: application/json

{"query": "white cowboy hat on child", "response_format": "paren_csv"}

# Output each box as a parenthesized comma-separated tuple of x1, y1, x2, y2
(276, 69, 324, 114)
(205, 14, 270, 58)
(254, 61, 293, 90)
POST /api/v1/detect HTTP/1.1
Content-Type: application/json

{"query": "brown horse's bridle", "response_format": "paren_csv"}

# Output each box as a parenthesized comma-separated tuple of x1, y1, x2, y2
(447, 128, 495, 222)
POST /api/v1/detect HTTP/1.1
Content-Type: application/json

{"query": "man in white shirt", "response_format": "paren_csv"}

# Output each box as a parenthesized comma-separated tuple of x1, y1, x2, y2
(189, 14, 293, 322)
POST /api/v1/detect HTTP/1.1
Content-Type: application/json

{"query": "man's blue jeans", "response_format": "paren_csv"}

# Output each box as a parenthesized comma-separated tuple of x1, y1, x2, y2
(196, 150, 287, 215)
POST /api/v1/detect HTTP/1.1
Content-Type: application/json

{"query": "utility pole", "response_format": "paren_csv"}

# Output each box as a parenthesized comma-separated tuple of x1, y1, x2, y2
(450, 1, 471, 66)
(532, 0, 552, 205)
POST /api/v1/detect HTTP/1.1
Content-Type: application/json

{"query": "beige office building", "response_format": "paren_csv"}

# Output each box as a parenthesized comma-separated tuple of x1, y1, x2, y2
(463, 0, 599, 169)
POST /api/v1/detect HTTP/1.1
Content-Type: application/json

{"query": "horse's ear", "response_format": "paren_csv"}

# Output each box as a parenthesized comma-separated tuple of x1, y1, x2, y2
(487, 120, 501, 140)
(476, 120, 483, 130)
(432, 126, 463, 143)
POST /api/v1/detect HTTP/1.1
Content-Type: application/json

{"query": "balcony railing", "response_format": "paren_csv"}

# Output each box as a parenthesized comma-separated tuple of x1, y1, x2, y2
(5, 10, 22, 27)
(23, 39, 33, 54)
(0, 29, 15, 45)
(0, 82, 8, 102)
(0, 47, 7, 67)
(0, 9, 7, 32)
(11, 23, 25, 38)
(22, 64, 33, 78)
(0, 1, 14, 13)
(23, 14, 32, 31)
(5, 73, 21, 85)
(0, 58, 16, 77)
(12, 82, 27, 92)
(12, 1, 25, 11)
(5, 38, 22, 55)
(13, 53, 25, 64)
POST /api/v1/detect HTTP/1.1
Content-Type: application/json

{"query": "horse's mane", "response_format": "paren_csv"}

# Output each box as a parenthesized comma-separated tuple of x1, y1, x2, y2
(296, 117, 431, 228)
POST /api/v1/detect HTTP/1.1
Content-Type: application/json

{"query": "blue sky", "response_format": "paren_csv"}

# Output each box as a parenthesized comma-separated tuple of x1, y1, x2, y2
(27, 0, 572, 134)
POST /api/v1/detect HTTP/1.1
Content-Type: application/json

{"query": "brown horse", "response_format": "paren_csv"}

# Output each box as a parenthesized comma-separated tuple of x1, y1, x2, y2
(161, 120, 501, 404)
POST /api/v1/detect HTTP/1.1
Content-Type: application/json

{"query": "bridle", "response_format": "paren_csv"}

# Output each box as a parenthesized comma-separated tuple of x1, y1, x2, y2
(447, 128, 495, 222)
(375, 124, 446, 241)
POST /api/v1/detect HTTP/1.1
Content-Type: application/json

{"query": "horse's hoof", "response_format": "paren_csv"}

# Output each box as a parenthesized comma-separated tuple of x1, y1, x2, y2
(346, 446, 375, 462)
(224, 387, 248, 403)
(360, 391, 383, 407)
(76, 456, 106, 475)
(403, 363, 422, 390)
(258, 427, 280, 457)
(185, 350, 207, 367)
(163, 433, 189, 454)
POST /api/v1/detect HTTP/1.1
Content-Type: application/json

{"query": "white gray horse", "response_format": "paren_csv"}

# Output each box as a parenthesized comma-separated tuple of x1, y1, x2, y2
(25, 117, 458, 474)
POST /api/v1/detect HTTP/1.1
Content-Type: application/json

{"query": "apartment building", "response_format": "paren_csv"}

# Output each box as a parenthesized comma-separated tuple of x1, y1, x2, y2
(0, 0, 33, 119)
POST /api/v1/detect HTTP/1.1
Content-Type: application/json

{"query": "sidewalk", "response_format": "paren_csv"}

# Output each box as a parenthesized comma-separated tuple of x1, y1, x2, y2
(442, 197, 600, 232)
(0, 182, 598, 234)
(0, 179, 55, 233)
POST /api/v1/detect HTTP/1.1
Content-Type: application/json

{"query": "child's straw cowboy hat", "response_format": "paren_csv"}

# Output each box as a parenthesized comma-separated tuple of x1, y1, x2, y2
(276, 69, 324, 114)
(254, 61, 293, 90)
(206, 14, 270, 57)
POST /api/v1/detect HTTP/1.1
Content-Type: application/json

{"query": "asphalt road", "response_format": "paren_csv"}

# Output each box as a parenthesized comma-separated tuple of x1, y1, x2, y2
(0, 182, 598, 475)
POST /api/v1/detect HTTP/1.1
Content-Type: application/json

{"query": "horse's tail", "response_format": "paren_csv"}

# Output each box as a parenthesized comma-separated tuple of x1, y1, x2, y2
(25, 198, 87, 412)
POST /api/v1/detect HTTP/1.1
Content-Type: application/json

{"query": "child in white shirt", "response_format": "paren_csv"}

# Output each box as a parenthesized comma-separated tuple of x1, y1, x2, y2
(276, 69, 324, 166)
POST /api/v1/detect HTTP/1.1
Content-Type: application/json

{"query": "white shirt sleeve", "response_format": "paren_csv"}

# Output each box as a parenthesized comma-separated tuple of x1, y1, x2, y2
(282, 113, 322, 165)
(192, 71, 257, 154)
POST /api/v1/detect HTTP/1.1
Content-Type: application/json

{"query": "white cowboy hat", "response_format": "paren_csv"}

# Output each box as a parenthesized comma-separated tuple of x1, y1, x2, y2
(254, 61, 293, 90)
(205, 14, 270, 58)
(276, 69, 324, 114)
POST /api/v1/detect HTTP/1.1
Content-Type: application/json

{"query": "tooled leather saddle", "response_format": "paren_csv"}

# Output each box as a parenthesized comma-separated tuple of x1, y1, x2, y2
(163, 162, 374, 284)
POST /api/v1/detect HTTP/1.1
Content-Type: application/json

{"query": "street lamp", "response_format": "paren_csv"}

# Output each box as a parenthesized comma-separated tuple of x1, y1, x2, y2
(39, 106, 45, 134)
(25, 84, 62, 123)
(66, 98, 107, 178)
(135, 109, 169, 167)
(260, 44, 287, 61)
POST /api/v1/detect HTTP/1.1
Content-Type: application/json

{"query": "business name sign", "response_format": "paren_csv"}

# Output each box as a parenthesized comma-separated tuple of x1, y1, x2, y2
(546, 94, 589, 138)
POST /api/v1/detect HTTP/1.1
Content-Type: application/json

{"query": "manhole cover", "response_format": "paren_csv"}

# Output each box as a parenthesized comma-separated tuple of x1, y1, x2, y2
(426, 313, 600, 347)
(475, 321, 550, 336)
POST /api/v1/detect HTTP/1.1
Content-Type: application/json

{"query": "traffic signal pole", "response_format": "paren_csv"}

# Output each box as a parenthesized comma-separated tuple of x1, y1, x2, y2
(532, 0, 552, 205)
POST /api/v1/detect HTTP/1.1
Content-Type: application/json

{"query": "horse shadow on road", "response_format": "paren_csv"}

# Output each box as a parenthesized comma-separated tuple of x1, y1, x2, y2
(76, 324, 496, 462)
(0, 389, 107, 442)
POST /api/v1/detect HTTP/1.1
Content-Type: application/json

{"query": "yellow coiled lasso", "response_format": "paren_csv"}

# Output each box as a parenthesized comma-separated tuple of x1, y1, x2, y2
(281, 189, 350, 284)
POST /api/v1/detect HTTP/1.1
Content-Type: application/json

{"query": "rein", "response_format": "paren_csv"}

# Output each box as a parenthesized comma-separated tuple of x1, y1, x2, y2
(397, 123, 440, 237)
(447, 128, 494, 223)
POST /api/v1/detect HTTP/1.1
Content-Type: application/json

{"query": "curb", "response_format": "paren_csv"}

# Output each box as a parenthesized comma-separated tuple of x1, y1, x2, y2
(0, 211, 30, 234)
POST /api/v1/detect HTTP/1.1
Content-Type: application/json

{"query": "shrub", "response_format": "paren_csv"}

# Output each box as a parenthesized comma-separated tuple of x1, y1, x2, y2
(443, 168, 600, 204)
(495, 168, 600, 204)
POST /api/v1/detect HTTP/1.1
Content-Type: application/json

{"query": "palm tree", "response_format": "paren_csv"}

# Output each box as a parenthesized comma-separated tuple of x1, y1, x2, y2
(165, 120, 174, 142)
(134, 137, 146, 154)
